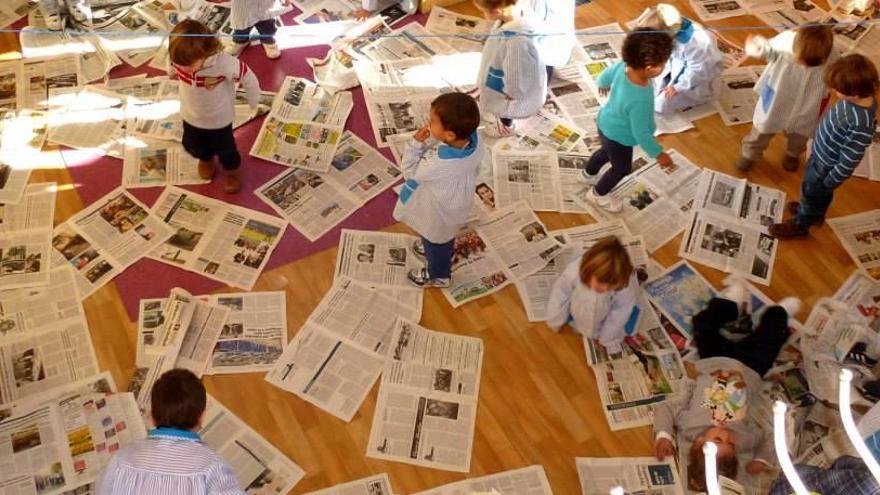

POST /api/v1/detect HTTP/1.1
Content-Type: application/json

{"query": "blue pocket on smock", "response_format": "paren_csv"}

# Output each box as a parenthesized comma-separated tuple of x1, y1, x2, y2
(399, 179, 419, 204)
(760, 82, 775, 113)
(485, 67, 505, 94)
(623, 305, 640, 336)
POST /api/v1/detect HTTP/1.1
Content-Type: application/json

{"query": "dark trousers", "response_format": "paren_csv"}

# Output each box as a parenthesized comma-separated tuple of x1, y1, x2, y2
(795, 159, 835, 228)
(545, 65, 554, 81)
(585, 128, 634, 195)
(232, 18, 278, 45)
(693, 298, 790, 376)
(182, 121, 241, 170)
(423, 237, 454, 279)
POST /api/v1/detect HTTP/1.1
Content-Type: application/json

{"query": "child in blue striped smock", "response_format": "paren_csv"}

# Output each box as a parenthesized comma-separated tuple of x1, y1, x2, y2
(769, 54, 878, 238)
(96, 369, 244, 495)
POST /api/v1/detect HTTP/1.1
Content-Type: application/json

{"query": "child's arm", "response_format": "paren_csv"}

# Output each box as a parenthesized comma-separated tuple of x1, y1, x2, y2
(545, 259, 579, 332)
(399, 129, 431, 178)
(823, 126, 874, 189)
(206, 461, 247, 495)
(595, 61, 622, 94)
(595, 275, 639, 348)
(235, 60, 261, 109)
(652, 379, 696, 459)
(627, 102, 672, 167)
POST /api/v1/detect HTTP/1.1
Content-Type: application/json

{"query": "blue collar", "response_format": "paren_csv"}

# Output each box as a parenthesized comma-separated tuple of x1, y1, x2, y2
(438, 133, 478, 160)
(676, 18, 694, 44)
(149, 427, 201, 441)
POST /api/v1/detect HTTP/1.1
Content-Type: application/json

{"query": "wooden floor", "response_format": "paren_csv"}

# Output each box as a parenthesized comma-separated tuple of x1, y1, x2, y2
(6, 0, 879, 493)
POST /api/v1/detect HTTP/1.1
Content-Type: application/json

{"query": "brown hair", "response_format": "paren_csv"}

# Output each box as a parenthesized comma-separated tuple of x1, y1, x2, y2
(825, 54, 880, 98)
(622, 27, 674, 70)
(579, 236, 634, 290)
(151, 368, 207, 430)
(687, 439, 739, 491)
(473, 0, 517, 9)
(793, 25, 834, 67)
(431, 92, 480, 140)
(169, 19, 222, 66)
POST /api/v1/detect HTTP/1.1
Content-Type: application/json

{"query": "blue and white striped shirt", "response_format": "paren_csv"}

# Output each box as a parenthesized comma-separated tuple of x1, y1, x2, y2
(96, 428, 245, 495)
(812, 98, 877, 189)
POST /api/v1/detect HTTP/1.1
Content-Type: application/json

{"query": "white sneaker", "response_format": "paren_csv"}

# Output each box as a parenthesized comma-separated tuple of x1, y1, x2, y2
(585, 187, 622, 213)
(777, 297, 803, 319)
(720, 276, 748, 307)
(580, 169, 600, 185)
(263, 42, 281, 60)
(226, 42, 247, 57)
(401, 0, 419, 14)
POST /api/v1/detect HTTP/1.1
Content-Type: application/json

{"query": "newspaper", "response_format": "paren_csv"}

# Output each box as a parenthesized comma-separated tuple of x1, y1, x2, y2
(0, 182, 55, 290)
(19, 55, 82, 111)
(19, 28, 121, 83)
(693, 169, 785, 226)
(257, 131, 402, 241)
(150, 187, 287, 290)
(544, 79, 603, 134)
(424, 6, 493, 53)
(204, 291, 288, 375)
(265, 278, 419, 421)
(366, 318, 483, 472)
(49, 220, 122, 300)
(98, 8, 165, 69)
(829, 209, 880, 281)
(0, 403, 77, 495)
(492, 149, 561, 211)
(333, 229, 423, 290)
(0, 0, 33, 29)
(198, 394, 305, 494)
(303, 474, 394, 495)
(558, 153, 593, 214)
(715, 66, 764, 126)
(363, 90, 435, 148)
(308, 17, 394, 91)
(122, 141, 209, 188)
(1, 110, 52, 179)
(440, 224, 511, 308)
(503, 110, 590, 153)
(716, 33, 748, 69)
(47, 87, 127, 157)
(755, 0, 827, 31)
(573, 23, 626, 104)
(576, 457, 684, 495)
(643, 260, 717, 342)
(853, 126, 880, 180)
(412, 465, 554, 495)
(689, 0, 749, 20)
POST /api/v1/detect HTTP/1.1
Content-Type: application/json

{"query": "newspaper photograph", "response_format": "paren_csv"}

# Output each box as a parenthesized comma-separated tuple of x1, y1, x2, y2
(0, 403, 76, 495)
(333, 229, 423, 290)
(694, 169, 785, 226)
(364, 90, 434, 148)
(122, 142, 209, 188)
(591, 354, 671, 430)
(715, 66, 763, 126)
(50, 221, 120, 300)
(573, 23, 626, 102)
(412, 465, 554, 495)
(303, 474, 394, 495)
(150, 187, 287, 290)
(643, 260, 717, 342)
(424, 6, 493, 53)
(576, 456, 684, 495)
(198, 394, 305, 494)
(492, 149, 561, 211)
(829, 209, 880, 281)
(204, 291, 288, 375)
(440, 225, 511, 308)
(19, 56, 82, 111)
(0, 183, 55, 290)
(367, 318, 483, 472)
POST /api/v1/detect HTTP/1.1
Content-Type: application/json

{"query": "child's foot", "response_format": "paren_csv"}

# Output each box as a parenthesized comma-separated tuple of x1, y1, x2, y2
(782, 155, 800, 172)
(735, 156, 755, 171)
(407, 268, 449, 288)
(223, 169, 242, 193)
(720, 276, 748, 307)
(785, 202, 824, 225)
(847, 342, 878, 367)
(226, 42, 248, 57)
(411, 239, 425, 259)
(263, 42, 281, 60)
(580, 169, 600, 185)
(768, 218, 809, 238)
(858, 379, 880, 402)
(777, 296, 803, 319)
(586, 187, 622, 213)
(198, 160, 215, 180)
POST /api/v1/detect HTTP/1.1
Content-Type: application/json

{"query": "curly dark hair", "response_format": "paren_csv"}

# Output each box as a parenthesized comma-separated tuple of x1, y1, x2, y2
(622, 27, 674, 70)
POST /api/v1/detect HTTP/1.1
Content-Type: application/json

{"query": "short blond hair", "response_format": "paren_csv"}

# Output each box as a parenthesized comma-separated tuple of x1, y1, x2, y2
(579, 236, 633, 290)
(636, 3, 682, 32)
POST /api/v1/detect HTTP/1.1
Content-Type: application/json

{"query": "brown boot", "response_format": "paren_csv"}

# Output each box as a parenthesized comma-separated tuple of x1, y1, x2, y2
(198, 159, 215, 180)
(768, 218, 809, 238)
(223, 168, 242, 193)
(782, 155, 800, 172)
(785, 201, 824, 225)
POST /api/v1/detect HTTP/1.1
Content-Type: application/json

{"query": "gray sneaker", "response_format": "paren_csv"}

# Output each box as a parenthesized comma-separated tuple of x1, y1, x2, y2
(407, 268, 450, 288)
(411, 239, 425, 259)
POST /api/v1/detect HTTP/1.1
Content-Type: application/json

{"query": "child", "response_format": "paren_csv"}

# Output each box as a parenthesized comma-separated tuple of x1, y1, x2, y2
(393, 92, 484, 288)
(226, 0, 290, 59)
(354, 0, 418, 19)
(525, 0, 576, 80)
(170, 19, 261, 194)
(581, 28, 674, 213)
(96, 369, 244, 494)
(735, 25, 836, 172)
(636, 3, 724, 114)
(770, 457, 879, 495)
(474, 0, 546, 137)
(769, 54, 878, 238)
(545, 236, 639, 354)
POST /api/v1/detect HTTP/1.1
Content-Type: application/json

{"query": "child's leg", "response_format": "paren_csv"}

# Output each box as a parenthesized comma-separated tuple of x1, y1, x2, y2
(253, 18, 278, 45)
(213, 125, 241, 171)
(740, 127, 773, 161)
(593, 132, 633, 196)
(422, 237, 454, 280)
(232, 25, 254, 45)
(795, 160, 835, 227)
(733, 306, 789, 376)
(784, 133, 808, 158)
(693, 298, 740, 359)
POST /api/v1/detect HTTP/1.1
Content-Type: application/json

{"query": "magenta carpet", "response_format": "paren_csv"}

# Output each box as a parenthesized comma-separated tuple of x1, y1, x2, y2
(58, 12, 426, 320)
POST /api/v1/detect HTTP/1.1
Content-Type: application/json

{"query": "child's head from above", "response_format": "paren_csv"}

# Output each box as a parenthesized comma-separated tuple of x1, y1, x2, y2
(579, 236, 634, 294)
(429, 92, 480, 144)
(688, 426, 739, 491)
(793, 25, 834, 67)
(150, 368, 207, 431)
(169, 19, 222, 74)
(636, 3, 683, 34)
(825, 54, 880, 101)
(472, 0, 517, 20)
(622, 28, 674, 78)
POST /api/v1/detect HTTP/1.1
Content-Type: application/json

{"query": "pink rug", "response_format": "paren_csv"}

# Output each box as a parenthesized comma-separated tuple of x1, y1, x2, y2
(60, 11, 426, 319)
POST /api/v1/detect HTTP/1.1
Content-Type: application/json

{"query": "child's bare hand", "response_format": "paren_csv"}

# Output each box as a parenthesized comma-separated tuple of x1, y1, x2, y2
(656, 152, 674, 169)
(744, 35, 766, 58)
(353, 8, 371, 20)
(598, 87, 610, 97)
(746, 460, 767, 475)
(654, 438, 675, 460)
(663, 86, 677, 98)
(413, 127, 430, 143)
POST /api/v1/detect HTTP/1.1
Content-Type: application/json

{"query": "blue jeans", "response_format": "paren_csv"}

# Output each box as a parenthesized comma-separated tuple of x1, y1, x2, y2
(423, 237, 454, 279)
(795, 159, 835, 228)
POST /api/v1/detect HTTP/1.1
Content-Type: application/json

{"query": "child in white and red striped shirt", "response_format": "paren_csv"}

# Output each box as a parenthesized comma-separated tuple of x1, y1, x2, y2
(169, 19, 262, 193)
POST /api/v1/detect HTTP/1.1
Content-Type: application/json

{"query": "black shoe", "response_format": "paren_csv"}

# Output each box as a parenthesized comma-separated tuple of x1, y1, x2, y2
(859, 380, 880, 402)
(847, 342, 878, 367)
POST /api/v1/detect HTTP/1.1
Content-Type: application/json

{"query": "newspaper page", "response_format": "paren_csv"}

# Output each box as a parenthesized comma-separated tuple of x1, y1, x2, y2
(366, 318, 483, 472)
(440, 224, 511, 308)
(150, 187, 287, 290)
(0, 162, 31, 207)
(0, 183, 55, 290)
(364, 90, 435, 148)
(333, 229, 423, 290)
(303, 474, 394, 495)
(50, 221, 121, 300)
(198, 394, 305, 494)
(503, 110, 589, 153)
(175, 298, 231, 376)
(492, 149, 561, 211)
(1, 110, 52, 189)
(590, 355, 670, 430)
(576, 457, 684, 495)
(308, 17, 394, 91)
(544, 79, 603, 134)
(0, 0, 33, 29)
(0, 403, 77, 495)
(853, 125, 880, 180)
(755, 0, 827, 31)
(204, 291, 287, 375)
(256, 131, 402, 241)
(643, 260, 717, 342)
(829, 209, 880, 281)
(424, 6, 493, 53)
(412, 465, 554, 495)
(573, 23, 627, 104)
(269, 76, 353, 127)
(100, 9, 165, 69)
(716, 33, 748, 69)
(715, 66, 763, 126)
(688, 0, 749, 20)
(558, 153, 593, 214)
(0, 264, 87, 337)
(18, 56, 82, 111)
(122, 141, 209, 188)
(18, 28, 120, 83)
(693, 169, 785, 226)
(47, 87, 126, 157)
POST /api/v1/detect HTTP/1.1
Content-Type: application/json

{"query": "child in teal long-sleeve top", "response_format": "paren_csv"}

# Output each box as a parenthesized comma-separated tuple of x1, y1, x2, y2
(582, 28, 675, 213)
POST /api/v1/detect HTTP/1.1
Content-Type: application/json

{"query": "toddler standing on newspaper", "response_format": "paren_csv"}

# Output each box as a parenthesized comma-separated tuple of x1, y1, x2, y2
(96, 369, 246, 495)
(735, 25, 836, 172)
(226, 0, 292, 59)
(393, 92, 484, 288)
(474, 0, 547, 137)
(545, 236, 639, 354)
(580, 28, 675, 213)
(170, 19, 262, 194)
(769, 54, 878, 238)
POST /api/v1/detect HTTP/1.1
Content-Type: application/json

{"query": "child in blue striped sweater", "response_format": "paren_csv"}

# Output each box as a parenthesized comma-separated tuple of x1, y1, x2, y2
(769, 54, 879, 238)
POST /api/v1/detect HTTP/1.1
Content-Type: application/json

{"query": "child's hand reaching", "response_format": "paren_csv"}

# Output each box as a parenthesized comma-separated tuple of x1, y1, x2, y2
(746, 460, 767, 475)
(656, 151, 674, 169)
(598, 87, 610, 97)
(744, 35, 767, 59)
(654, 437, 675, 460)
(413, 127, 431, 143)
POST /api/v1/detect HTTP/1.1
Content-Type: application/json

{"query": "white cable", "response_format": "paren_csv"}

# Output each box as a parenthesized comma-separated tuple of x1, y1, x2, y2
(839, 369, 880, 484)
(703, 441, 721, 495)
(774, 401, 810, 495)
